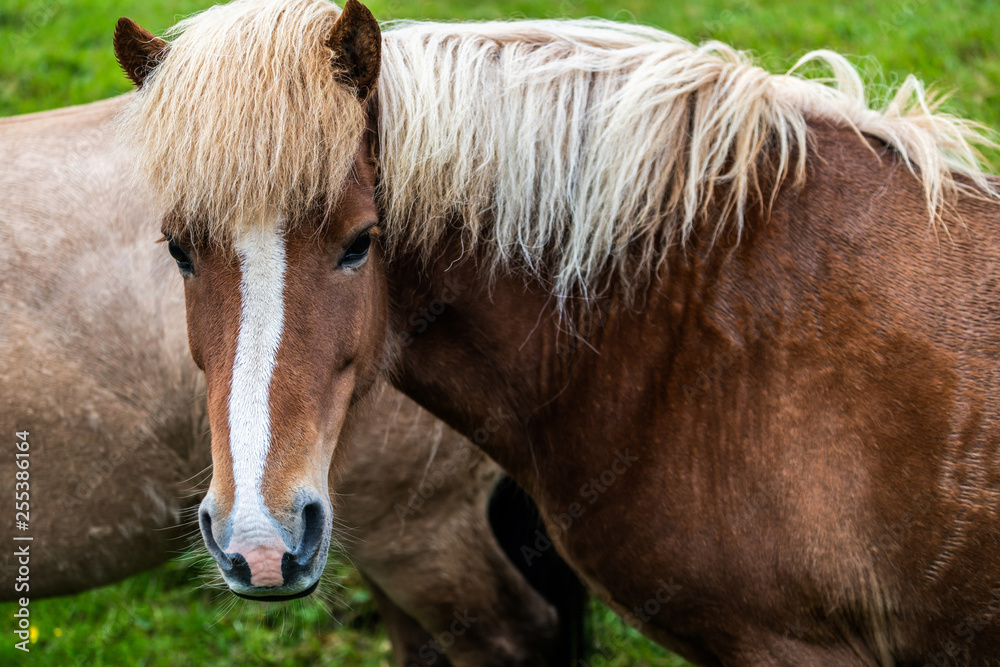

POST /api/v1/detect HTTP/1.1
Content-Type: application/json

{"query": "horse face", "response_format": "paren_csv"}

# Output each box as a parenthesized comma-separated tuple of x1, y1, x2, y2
(116, 0, 386, 599)
(167, 152, 386, 599)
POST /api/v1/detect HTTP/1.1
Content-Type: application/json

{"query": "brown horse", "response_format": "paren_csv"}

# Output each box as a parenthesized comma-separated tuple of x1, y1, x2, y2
(115, 0, 1000, 663)
(0, 96, 586, 666)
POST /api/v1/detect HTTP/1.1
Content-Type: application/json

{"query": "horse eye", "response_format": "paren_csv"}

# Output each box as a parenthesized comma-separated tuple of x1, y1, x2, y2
(340, 231, 371, 268)
(167, 238, 194, 275)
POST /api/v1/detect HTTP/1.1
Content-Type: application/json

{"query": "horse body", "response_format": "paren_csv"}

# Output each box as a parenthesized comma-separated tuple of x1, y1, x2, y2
(390, 120, 1000, 663)
(112, 0, 1000, 663)
(0, 97, 202, 592)
(0, 97, 576, 666)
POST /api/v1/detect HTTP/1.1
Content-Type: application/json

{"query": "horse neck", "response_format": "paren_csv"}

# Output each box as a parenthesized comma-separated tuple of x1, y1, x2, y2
(385, 243, 544, 480)
(383, 232, 701, 493)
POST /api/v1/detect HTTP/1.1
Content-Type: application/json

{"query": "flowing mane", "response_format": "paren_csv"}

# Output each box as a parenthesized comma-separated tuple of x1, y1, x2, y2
(118, 0, 367, 237)
(119, 0, 998, 299)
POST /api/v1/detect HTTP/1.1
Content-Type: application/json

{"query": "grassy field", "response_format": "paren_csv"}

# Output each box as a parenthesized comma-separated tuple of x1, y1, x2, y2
(2, 0, 999, 123)
(0, 554, 680, 665)
(2, 0, 999, 664)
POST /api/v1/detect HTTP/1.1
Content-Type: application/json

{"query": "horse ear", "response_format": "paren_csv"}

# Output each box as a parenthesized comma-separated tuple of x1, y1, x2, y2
(114, 17, 169, 89)
(326, 0, 382, 99)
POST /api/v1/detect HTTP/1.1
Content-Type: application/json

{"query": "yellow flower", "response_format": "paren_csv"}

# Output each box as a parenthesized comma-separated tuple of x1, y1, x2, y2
(29, 625, 38, 643)
(54, 628, 63, 638)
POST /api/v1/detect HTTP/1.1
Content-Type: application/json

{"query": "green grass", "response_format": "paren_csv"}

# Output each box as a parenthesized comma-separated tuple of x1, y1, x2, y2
(2, 0, 998, 125)
(0, 558, 395, 666)
(2, 0, 998, 664)
(0, 555, 683, 666)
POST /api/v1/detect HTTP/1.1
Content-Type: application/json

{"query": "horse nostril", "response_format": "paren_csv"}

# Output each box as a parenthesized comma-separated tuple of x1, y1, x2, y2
(281, 500, 327, 584)
(299, 500, 326, 557)
(228, 553, 252, 586)
(198, 504, 211, 537)
(199, 506, 232, 570)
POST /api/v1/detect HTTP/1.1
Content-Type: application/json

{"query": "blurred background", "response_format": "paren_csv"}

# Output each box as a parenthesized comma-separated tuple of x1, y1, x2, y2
(1, 0, 998, 664)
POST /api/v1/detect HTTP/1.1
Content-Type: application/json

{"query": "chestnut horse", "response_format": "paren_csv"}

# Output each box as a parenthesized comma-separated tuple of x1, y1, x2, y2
(0, 96, 587, 666)
(115, 0, 1000, 663)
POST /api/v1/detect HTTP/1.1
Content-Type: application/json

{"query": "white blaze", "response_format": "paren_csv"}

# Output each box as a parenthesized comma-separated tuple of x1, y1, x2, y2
(228, 227, 287, 546)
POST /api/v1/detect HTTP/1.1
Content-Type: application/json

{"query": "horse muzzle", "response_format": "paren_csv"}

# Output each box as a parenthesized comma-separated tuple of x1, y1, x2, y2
(198, 491, 331, 600)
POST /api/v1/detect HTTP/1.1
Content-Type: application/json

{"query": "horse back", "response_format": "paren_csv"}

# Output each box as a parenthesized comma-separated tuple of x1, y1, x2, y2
(0, 96, 209, 597)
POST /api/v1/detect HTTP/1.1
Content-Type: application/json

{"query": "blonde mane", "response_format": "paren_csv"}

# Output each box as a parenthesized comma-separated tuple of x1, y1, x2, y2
(118, 0, 366, 238)
(120, 0, 998, 298)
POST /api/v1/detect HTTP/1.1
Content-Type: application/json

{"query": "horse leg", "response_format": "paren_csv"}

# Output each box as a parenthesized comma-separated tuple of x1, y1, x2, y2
(362, 573, 455, 667)
(339, 389, 567, 665)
